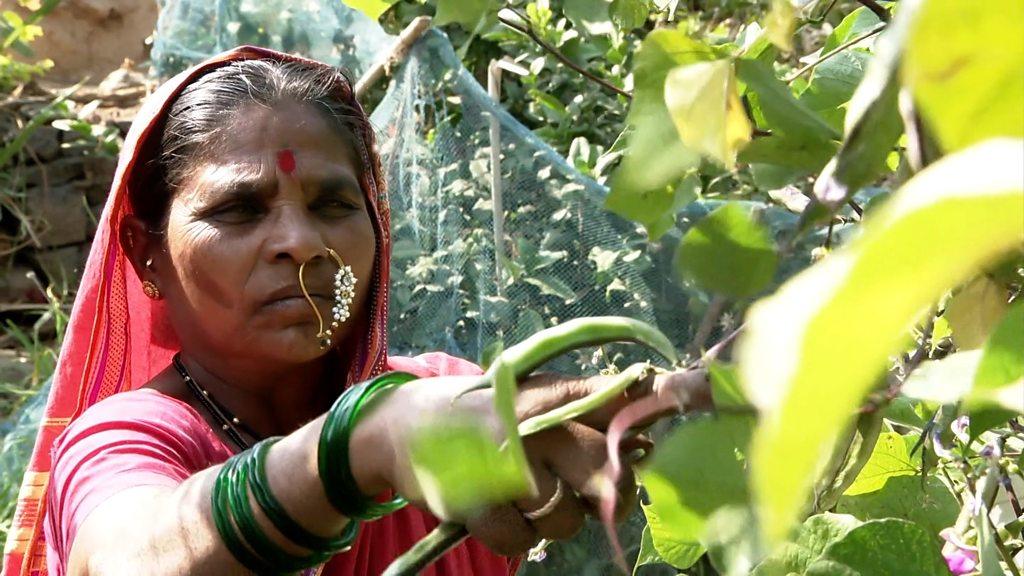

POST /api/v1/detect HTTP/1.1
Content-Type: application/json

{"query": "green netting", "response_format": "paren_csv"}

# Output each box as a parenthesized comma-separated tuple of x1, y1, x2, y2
(2, 0, 828, 571)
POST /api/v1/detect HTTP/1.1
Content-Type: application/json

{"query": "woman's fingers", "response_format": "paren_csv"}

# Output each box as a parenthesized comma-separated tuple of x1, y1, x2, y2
(515, 462, 586, 541)
(526, 422, 638, 523)
(465, 504, 539, 557)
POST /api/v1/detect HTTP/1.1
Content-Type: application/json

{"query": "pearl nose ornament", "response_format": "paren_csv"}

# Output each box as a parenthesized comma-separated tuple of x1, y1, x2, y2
(298, 247, 357, 350)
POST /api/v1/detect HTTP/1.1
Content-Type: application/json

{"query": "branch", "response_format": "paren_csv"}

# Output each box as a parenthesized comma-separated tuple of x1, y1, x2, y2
(786, 22, 886, 84)
(498, 10, 632, 100)
(354, 16, 433, 99)
(856, 0, 891, 22)
(687, 295, 729, 358)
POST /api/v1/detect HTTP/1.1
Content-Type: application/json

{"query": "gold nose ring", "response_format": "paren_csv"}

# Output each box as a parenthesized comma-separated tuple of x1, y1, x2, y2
(298, 248, 357, 350)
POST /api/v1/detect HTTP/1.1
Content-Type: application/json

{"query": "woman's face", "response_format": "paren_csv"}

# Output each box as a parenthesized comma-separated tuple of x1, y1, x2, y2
(151, 99, 377, 367)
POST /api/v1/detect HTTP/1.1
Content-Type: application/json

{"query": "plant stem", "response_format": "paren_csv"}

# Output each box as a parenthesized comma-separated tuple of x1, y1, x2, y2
(786, 23, 886, 84)
(856, 0, 890, 22)
(498, 11, 632, 99)
(382, 523, 468, 576)
(687, 296, 728, 358)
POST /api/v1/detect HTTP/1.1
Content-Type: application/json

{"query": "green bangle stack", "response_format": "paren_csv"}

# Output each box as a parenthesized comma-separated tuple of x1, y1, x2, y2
(211, 372, 416, 573)
(212, 437, 360, 574)
(318, 371, 418, 520)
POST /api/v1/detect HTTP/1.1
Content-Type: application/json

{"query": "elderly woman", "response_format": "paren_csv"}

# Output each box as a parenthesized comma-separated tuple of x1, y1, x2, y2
(3, 47, 707, 576)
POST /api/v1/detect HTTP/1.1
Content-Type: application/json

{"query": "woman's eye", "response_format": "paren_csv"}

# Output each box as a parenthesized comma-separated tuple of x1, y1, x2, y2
(311, 195, 358, 215)
(211, 202, 264, 223)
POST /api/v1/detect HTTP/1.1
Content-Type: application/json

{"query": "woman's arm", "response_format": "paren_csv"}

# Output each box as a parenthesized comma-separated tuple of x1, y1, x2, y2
(65, 412, 372, 576)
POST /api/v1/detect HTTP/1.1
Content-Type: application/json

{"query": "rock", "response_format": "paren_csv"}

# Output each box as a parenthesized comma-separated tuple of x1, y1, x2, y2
(24, 184, 89, 247)
(81, 155, 117, 204)
(25, 126, 62, 162)
(0, 265, 45, 304)
(31, 245, 88, 287)
(22, 157, 85, 187)
(0, 349, 33, 388)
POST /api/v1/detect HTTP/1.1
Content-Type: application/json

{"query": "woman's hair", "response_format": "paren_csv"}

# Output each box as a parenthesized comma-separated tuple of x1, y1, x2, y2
(132, 59, 368, 229)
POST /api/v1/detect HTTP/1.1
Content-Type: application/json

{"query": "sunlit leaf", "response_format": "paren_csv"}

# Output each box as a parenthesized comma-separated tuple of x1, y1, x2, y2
(610, 0, 648, 32)
(836, 476, 958, 539)
(804, 519, 948, 575)
(564, 0, 615, 35)
(342, 0, 398, 20)
(736, 58, 840, 144)
(737, 139, 1024, 545)
(664, 59, 751, 167)
(434, 0, 499, 31)
(764, 0, 795, 52)
(945, 276, 1010, 350)
(822, 7, 883, 53)
(750, 513, 861, 576)
(675, 203, 778, 298)
(633, 524, 668, 575)
(843, 432, 916, 496)
(973, 301, 1024, 410)
(640, 414, 754, 569)
(903, 0, 1024, 152)
(607, 29, 714, 237)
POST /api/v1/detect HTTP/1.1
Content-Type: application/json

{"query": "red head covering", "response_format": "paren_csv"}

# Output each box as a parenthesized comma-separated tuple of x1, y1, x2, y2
(3, 46, 502, 576)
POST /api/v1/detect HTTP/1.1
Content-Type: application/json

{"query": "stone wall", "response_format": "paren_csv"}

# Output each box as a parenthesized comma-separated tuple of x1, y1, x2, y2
(0, 64, 152, 311)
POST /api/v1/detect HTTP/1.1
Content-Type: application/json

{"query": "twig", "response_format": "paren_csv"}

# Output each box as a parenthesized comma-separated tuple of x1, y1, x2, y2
(855, 0, 890, 22)
(498, 10, 632, 99)
(687, 295, 728, 358)
(786, 23, 886, 83)
(354, 16, 433, 99)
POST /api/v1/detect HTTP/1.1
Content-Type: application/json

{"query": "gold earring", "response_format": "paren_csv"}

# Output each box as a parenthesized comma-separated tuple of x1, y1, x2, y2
(298, 248, 357, 350)
(142, 280, 162, 300)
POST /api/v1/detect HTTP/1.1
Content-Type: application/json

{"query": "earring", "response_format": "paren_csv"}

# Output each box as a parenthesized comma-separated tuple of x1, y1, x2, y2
(298, 248, 357, 350)
(142, 280, 162, 300)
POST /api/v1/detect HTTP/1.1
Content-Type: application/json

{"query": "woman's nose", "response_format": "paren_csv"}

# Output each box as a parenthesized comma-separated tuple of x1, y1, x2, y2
(265, 204, 325, 263)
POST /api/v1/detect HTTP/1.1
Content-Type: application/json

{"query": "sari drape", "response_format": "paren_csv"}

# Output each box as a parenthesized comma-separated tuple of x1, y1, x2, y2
(2, 46, 514, 576)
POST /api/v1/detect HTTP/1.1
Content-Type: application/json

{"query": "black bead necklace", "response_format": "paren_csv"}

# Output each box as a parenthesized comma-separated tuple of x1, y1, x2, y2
(173, 353, 261, 451)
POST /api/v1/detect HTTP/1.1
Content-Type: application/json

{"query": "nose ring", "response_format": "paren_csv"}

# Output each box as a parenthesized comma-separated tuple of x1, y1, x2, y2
(298, 248, 357, 350)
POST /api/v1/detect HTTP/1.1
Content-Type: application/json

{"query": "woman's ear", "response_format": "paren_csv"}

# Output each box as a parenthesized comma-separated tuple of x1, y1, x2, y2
(119, 215, 162, 282)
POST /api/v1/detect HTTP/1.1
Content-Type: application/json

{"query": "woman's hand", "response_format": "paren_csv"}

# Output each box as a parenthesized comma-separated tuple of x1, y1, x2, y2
(350, 369, 711, 556)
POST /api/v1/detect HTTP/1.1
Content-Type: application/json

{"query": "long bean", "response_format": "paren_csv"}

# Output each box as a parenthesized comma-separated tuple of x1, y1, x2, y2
(385, 315, 676, 575)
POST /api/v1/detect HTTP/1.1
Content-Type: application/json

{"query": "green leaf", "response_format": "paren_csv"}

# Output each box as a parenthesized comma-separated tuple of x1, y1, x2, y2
(973, 301, 1024, 408)
(342, 0, 398, 20)
(903, 0, 1024, 152)
(709, 362, 748, 409)
(675, 203, 778, 298)
(804, 519, 948, 575)
(738, 134, 834, 171)
(564, 0, 615, 35)
(641, 499, 705, 569)
(842, 432, 916, 496)
(764, 0, 795, 52)
(822, 7, 883, 53)
(640, 414, 754, 569)
(977, 505, 1004, 576)
(607, 29, 713, 236)
(610, 0, 648, 32)
(408, 418, 530, 518)
(735, 58, 840, 144)
(664, 59, 751, 167)
(523, 273, 578, 303)
(434, 0, 498, 31)
(836, 476, 959, 541)
(946, 276, 1010, 350)
(798, 50, 871, 130)
(751, 513, 862, 576)
(736, 139, 1024, 545)
(633, 524, 668, 575)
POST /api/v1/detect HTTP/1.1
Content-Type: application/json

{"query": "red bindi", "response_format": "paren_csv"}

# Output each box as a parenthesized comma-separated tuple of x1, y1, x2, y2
(276, 149, 296, 174)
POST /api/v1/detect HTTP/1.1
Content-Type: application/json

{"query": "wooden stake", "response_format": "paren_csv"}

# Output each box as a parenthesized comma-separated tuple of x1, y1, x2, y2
(354, 16, 433, 99)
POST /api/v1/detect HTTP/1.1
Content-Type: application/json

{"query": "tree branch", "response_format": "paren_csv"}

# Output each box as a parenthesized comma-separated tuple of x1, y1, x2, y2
(786, 22, 886, 84)
(856, 0, 890, 22)
(498, 10, 633, 100)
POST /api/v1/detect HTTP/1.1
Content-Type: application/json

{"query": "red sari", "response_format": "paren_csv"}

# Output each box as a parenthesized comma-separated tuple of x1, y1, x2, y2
(2, 46, 516, 576)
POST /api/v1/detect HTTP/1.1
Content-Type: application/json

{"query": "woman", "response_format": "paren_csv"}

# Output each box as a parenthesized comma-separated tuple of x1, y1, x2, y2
(3, 46, 707, 576)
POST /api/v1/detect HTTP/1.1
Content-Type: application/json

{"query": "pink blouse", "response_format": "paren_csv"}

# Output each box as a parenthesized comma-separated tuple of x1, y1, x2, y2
(43, 353, 517, 575)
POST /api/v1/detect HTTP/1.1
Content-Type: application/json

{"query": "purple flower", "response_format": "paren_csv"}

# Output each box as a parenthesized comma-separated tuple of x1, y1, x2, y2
(951, 415, 970, 444)
(940, 527, 979, 575)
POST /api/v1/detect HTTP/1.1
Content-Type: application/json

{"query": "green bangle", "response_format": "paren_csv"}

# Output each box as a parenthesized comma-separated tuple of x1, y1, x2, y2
(248, 437, 359, 554)
(227, 449, 333, 572)
(212, 453, 281, 574)
(318, 371, 417, 520)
